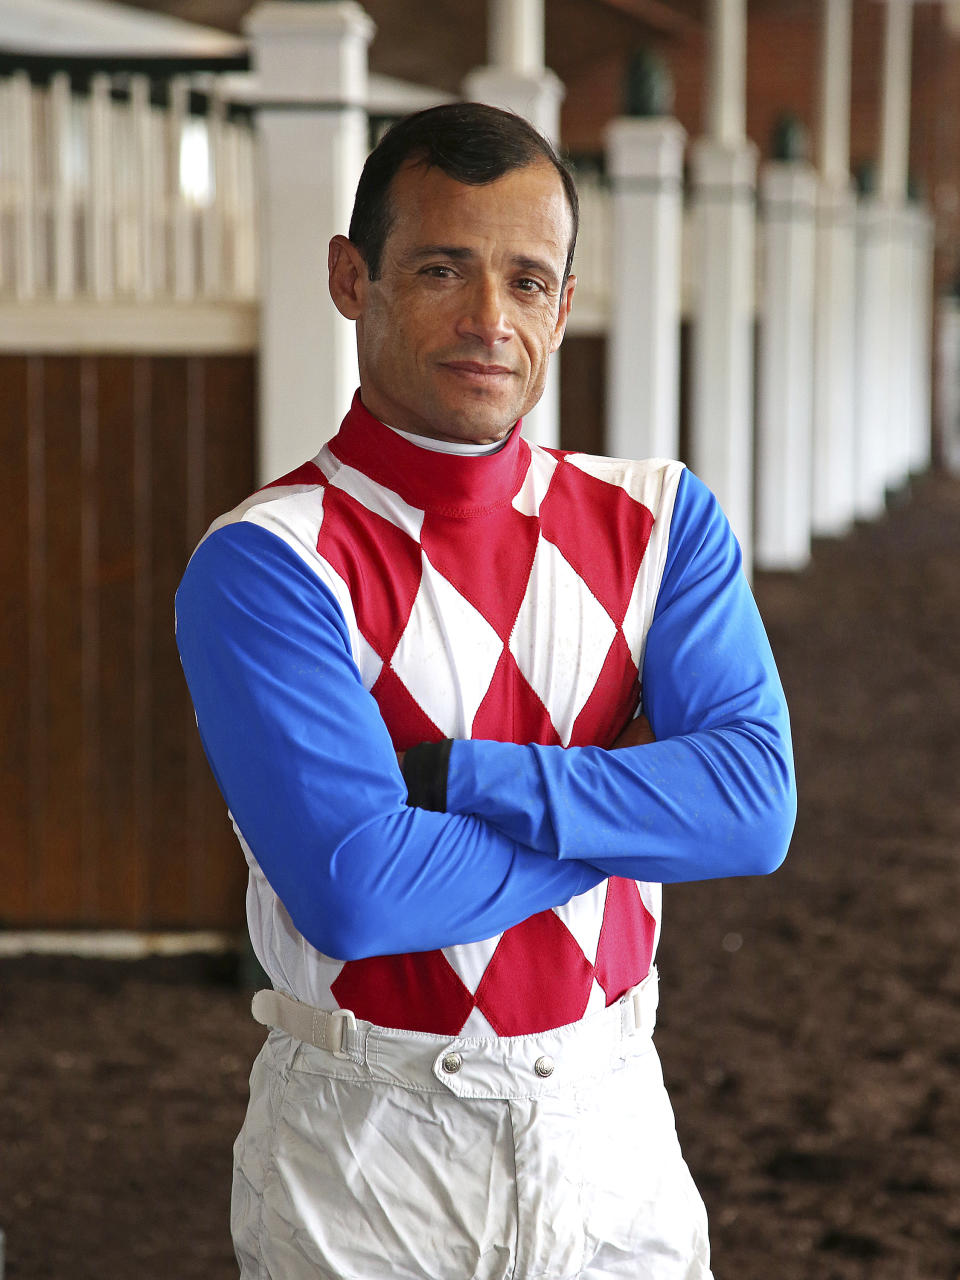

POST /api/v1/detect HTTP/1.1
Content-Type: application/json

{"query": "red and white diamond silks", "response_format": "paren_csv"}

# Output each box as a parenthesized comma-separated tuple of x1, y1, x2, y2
(223, 399, 682, 1037)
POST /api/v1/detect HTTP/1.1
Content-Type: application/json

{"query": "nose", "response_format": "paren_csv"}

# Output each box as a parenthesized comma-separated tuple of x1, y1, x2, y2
(456, 276, 513, 347)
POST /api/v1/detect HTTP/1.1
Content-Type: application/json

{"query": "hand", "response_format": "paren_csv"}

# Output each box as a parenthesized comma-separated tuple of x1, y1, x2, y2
(610, 713, 656, 750)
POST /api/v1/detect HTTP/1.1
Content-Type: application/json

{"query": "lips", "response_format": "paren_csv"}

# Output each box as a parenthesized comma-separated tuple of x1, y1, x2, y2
(441, 360, 515, 379)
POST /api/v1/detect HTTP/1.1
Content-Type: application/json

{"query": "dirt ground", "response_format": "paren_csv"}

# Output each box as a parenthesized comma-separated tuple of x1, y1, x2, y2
(1, 473, 959, 1280)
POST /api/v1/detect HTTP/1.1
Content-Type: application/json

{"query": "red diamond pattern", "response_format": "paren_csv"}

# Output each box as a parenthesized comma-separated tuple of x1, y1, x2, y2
(316, 485, 423, 661)
(473, 909, 596, 1036)
(470, 648, 562, 746)
(261, 461, 327, 491)
(568, 629, 641, 749)
(593, 878, 657, 1004)
(331, 951, 475, 1036)
(538, 458, 654, 626)
(419, 502, 540, 642)
(369, 663, 445, 752)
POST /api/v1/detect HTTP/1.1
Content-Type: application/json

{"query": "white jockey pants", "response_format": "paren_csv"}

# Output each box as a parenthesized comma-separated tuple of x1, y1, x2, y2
(232, 971, 713, 1280)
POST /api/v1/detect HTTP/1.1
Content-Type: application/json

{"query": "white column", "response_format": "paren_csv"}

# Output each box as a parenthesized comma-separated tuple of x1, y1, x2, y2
(886, 202, 915, 490)
(689, 0, 755, 575)
(812, 0, 857, 538)
(876, 0, 914, 497)
(755, 162, 817, 571)
(464, 0, 564, 449)
(245, 1, 373, 483)
(940, 296, 960, 474)
(706, 0, 746, 147)
(604, 117, 685, 460)
(689, 138, 757, 574)
(878, 0, 912, 205)
(818, 0, 852, 187)
(853, 196, 893, 519)
(907, 207, 934, 474)
(489, 0, 544, 74)
(811, 180, 857, 536)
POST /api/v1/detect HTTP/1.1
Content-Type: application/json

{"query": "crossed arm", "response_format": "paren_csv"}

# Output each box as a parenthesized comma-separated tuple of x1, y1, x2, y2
(175, 469, 796, 961)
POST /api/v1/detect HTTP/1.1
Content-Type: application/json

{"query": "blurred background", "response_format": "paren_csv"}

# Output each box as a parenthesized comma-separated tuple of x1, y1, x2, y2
(0, 2, 959, 1278)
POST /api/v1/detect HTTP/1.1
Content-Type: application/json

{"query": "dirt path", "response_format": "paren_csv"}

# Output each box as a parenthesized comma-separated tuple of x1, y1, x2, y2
(1, 474, 958, 1280)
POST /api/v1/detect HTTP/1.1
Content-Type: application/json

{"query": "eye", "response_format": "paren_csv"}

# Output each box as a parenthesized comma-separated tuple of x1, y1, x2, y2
(515, 277, 546, 294)
(421, 264, 458, 279)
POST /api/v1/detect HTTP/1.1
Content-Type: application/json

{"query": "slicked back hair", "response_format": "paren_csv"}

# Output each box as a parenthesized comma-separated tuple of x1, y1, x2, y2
(348, 102, 579, 289)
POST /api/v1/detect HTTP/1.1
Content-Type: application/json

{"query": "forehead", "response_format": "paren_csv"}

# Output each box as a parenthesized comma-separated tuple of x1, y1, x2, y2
(385, 160, 573, 266)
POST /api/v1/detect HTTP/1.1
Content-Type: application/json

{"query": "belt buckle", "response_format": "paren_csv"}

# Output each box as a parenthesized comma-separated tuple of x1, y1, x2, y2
(328, 1007, 358, 1059)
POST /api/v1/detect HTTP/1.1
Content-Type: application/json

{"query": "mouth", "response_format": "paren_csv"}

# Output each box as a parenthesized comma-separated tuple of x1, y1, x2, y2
(440, 361, 516, 384)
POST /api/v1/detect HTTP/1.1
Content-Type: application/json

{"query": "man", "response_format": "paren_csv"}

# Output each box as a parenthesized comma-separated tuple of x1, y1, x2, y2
(176, 103, 795, 1279)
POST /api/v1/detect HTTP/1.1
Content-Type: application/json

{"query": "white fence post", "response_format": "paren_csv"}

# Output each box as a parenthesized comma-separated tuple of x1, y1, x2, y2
(167, 76, 194, 300)
(755, 161, 817, 571)
(11, 72, 37, 301)
(201, 82, 226, 300)
(49, 71, 75, 300)
(245, 0, 373, 482)
(604, 116, 685, 461)
(87, 72, 113, 300)
(131, 74, 157, 301)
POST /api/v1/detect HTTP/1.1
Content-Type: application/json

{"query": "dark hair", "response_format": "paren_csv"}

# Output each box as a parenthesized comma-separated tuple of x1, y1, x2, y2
(348, 102, 580, 288)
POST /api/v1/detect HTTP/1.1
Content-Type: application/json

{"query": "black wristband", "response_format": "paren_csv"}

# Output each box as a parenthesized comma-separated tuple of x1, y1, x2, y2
(401, 739, 453, 812)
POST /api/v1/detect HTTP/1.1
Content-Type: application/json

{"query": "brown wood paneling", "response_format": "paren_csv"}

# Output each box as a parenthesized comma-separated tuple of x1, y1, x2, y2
(560, 336, 606, 455)
(37, 356, 86, 924)
(94, 356, 145, 927)
(192, 355, 258, 928)
(1, 349, 257, 931)
(145, 356, 195, 927)
(0, 357, 32, 924)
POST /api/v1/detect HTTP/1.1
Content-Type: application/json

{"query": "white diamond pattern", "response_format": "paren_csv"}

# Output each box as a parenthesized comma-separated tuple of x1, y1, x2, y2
(509, 537, 617, 745)
(511, 444, 558, 518)
(391, 552, 505, 739)
(551, 883, 608, 968)
(328, 460, 425, 543)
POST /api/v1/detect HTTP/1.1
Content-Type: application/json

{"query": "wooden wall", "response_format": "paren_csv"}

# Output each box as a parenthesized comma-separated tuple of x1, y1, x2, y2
(0, 354, 256, 929)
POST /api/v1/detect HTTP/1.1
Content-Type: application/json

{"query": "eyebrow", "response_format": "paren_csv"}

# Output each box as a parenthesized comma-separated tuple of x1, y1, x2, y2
(405, 245, 560, 288)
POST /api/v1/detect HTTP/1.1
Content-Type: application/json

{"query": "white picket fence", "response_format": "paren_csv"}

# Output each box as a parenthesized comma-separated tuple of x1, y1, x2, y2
(0, 69, 257, 303)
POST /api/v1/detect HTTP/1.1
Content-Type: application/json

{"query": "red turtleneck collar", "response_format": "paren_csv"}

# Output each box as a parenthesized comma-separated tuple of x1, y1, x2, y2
(327, 393, 531, 518)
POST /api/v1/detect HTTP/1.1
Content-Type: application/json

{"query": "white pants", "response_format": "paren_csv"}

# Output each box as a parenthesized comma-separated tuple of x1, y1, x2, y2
(232, 974, 713, 1280)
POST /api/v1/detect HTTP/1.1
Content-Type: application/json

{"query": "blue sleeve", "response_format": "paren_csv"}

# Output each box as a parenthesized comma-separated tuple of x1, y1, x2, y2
(443, 469, 796, 882)
(174, 521, 603, 960)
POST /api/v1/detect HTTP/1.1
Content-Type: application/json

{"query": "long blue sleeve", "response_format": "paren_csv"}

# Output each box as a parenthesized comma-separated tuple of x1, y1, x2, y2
(443, 469, 797, 881)
(175, 522, 604, 960)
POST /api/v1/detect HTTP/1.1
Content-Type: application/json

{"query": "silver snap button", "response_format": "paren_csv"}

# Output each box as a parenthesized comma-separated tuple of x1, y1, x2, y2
(534, 1055, 554, 1079)
(441, 1052, 463, 1074)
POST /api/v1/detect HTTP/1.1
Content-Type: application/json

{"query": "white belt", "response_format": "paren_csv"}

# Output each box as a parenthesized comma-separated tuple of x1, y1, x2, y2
(251, 968, 660, 1101)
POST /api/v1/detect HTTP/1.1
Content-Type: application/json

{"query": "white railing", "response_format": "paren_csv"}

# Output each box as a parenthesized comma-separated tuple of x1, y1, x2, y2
(0, 67, 257, 304)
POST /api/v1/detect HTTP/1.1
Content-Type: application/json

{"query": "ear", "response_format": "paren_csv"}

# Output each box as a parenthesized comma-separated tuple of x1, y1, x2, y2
(550, 274, 576, 353)
(328, 235, 368, 320)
